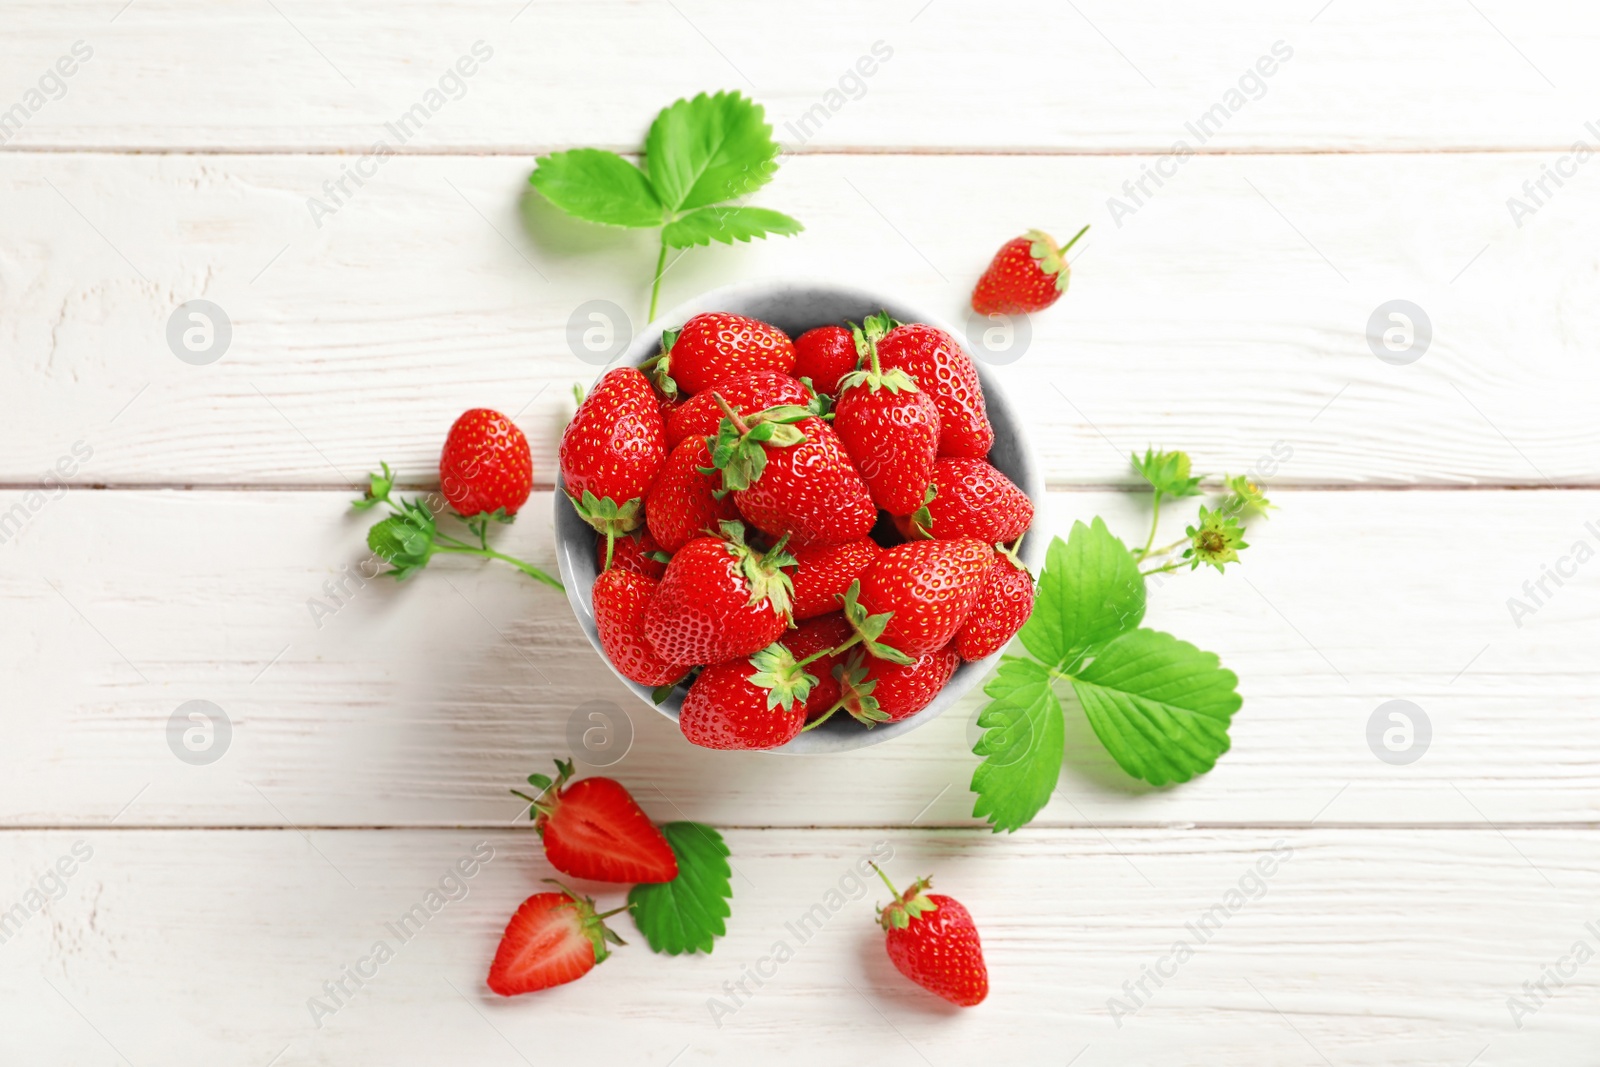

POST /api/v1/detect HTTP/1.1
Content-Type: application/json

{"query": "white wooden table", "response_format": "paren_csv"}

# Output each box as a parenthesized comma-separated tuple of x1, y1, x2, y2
(4, 2, 1599, 1063)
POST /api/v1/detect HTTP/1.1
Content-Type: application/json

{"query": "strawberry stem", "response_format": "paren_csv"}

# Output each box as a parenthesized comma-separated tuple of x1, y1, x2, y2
(433, 543, 565, 591)
(711, 392, 750, 436)
(1060, 223, 1090, 255)
(649, 236, 668, 322)
(799, 702, 844, 731)
(869, 861, 900, 899)
(595, 903, 633, 920)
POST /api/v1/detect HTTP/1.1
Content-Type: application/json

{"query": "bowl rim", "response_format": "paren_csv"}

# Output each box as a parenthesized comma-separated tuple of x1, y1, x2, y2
(553, 277, 1046, 754)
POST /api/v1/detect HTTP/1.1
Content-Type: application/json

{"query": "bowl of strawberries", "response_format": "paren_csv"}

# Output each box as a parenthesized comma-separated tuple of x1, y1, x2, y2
(554, 280, 1043, 753)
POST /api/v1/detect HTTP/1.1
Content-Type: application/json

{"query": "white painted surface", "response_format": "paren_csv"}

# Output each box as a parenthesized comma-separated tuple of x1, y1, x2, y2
(4, 0, 1599, 1062)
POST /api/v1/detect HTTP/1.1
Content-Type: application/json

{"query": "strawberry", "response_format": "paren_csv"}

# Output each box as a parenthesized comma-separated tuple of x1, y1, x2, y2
(439, 408, 533, 518)
(665, 370, 812, 448)
(872, 319, 993, 460)
(826, 644, 959, 725)
(592, 569, 691, 687)
(872, 864, 988, 1007)
(954, 542, 1034, 661)
(896, 457, 1033, 543)
(833, 315, 941, 515)
(783, 612, 852, 722)
(486, 885, 626, 996)
(971, 225, 1088, 316)
(708, 404, 875, 547)
(841, 538, 991, 661)
(560, 367, 668, 566)
(645, 436, 741, 554)
(790, 538, 883, 621)
(648, 314, 797, 398)
(643, 520, 795, 666)
(512, 758, 678, 883)
(793, 325, 861, 396)
(600, 528, 669, 581)
(679, 644, 813, 750)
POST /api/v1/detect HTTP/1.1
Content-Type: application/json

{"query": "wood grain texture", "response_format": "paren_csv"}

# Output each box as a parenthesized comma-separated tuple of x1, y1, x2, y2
(2, 826, 1595, 1066)
(2, 1, 1598, 152)
(4, 487, 1593, 827)
(4, 151, 1599, 488)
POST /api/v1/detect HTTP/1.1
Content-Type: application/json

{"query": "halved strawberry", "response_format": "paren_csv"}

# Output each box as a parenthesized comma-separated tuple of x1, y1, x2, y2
(896, 457, 1033, 543)
(486, 885, 626, 996)
(679, 644, 813, 750)
(665, 370, 812, 448)
(645, 436, 741, 554)
(592, 570, 691, 687)
(513, 759, 678, 883)
(790, 538, 883, 621)
(872, 319, 993, 460)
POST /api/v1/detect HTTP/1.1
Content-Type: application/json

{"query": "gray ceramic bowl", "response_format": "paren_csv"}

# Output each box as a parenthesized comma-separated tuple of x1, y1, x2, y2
(554, 279, 1045, 753)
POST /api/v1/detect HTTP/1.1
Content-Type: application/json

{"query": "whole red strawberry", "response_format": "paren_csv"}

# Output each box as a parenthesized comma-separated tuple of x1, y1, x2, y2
(643, 521, 795, 666)
(793, 325, 861, 396)
(679, 644, 813, 750)
(487, 885, 625, 996)
(971, 225, 1088, 315)
(833, 315, 940, 516)
(651, 313, 797, 398)
(600, 528, 669, 581)
(512, 759, 678, 883)
(592, 569, 691, 687)
(709, 405, 875, 547)
(440, 408, 533, 517)
(873, 320, 993, 460)
(955, 543, 1034, 661)
(828, 644, 959, 725)
(560, 367, 668, 565)
(783, 612, 852, 722)
(646, 436, 741, 554)
(790, 538, 883, 621)
(842, 538, 991, 661)
(665, 370, 812, 448)
(896, 457, 1033, 543)
(872, 864, 988, 1007)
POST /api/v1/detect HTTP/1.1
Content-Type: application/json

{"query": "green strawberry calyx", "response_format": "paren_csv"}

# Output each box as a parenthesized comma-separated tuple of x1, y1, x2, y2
(1027, 224, 1089, 294)
(508, 757, 576, 832)
(837, 581, 915, 666)
(568, 489, 646, 570)
(719, 520, 797, 619)
(744, 642, 817, 714)
(639, 327, 682, 402)
(842, 312, 917, 397)
(543, 879, 629, 963)
(703, 394, 811, 493)
(902, 484, 937, 541)
(870, 863, 938, 931)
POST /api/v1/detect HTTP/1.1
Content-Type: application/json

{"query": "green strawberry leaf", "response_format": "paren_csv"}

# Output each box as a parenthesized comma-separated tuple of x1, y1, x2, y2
(628, 822, 733, 955)
(1067, 628, 1241, 787)
(662, 206, 804, 248)
(1019, 520, 1145, 672)
(645, 90, 780, 213)
(529, 148, 664, 228)
(969, 657, 1064, 833)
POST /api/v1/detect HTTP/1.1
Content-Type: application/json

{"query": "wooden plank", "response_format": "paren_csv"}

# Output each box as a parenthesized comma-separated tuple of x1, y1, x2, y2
(2, 1, 1598, 152)
(3, 487, 1593, 827)
(4, 150, 1598, 488)
(1, 826, 1594, 1064)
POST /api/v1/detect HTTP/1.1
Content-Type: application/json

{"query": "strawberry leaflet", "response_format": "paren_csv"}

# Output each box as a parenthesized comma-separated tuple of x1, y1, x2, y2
(628, 822, 733, 955)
